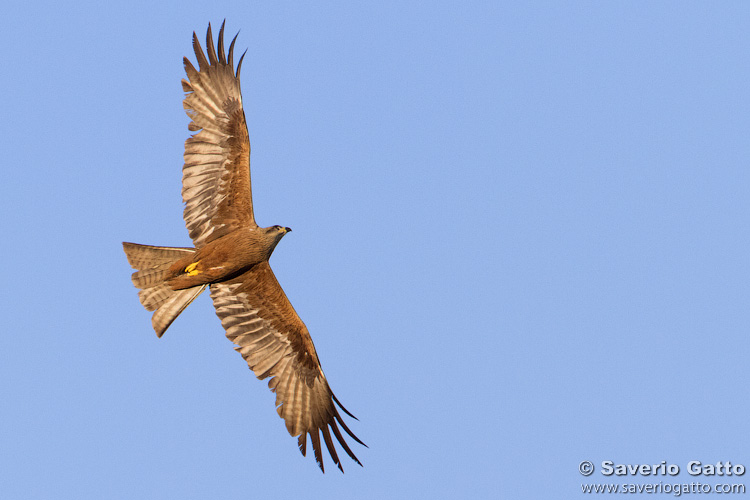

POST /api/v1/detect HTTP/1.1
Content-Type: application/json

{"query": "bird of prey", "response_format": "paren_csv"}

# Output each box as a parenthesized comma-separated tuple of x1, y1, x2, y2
(122, 22, 364, 473)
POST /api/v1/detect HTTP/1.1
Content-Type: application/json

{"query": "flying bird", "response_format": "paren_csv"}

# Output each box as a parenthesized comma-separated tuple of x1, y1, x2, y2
(122, 22, 365, 473)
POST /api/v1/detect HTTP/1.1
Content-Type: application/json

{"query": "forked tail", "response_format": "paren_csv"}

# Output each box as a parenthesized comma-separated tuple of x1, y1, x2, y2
(122, 242, 206, 337)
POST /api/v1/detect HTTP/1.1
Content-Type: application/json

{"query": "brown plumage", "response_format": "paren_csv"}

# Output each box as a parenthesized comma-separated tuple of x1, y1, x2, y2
(122, 21, 364, 473)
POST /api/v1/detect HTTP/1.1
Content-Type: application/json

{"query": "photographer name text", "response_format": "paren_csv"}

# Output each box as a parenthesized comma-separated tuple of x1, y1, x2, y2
(600, 461, 744, 477)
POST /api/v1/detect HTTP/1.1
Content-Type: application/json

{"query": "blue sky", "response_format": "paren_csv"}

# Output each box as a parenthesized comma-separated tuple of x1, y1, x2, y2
(2, 1, 750, 498)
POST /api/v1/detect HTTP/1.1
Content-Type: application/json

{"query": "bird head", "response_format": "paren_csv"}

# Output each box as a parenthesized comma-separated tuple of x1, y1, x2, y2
(262, 225, 292, 256)
(266, 225, 292, 242)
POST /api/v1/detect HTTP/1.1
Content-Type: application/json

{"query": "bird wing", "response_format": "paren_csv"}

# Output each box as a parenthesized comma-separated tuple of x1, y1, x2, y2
(181, 22, 255, 249)
(209, 262, 365, 472)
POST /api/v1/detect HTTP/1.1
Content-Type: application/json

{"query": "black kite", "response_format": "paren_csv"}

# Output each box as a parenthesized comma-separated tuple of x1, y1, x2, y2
(122, 22, 365, 473)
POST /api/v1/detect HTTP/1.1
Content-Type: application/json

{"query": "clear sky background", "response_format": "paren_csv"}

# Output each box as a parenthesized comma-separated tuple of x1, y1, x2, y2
(2, 1, 750, 499)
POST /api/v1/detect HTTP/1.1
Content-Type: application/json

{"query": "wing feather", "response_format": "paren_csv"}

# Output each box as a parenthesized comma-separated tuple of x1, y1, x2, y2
(209, 262, 364, 472)
(217, 21, 227, 63)
(228, 33, 238, 69)
(330, 418, 361, 465)
(182, 22, 255, 249)
(310, 429, 324, 473)
(321, 425, 342, 472)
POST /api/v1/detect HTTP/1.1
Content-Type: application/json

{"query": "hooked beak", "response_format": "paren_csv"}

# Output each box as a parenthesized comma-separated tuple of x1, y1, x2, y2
(284, 227, 292, 233)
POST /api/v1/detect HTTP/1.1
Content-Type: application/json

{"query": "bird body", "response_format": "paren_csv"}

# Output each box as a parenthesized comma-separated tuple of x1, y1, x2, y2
(122, 22, 364, 473)
(165, 225, 291, 290)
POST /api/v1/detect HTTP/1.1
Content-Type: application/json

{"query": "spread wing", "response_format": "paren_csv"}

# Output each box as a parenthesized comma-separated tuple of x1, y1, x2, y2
(181, 22, 255, 249)
(210, 262, 365, 473)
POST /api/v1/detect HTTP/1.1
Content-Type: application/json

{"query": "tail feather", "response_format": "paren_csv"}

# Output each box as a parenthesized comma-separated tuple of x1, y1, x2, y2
(139, 282, 175, 311)
(123, 242, 205, 337)
(152, 285, 207, 337)
(131, 263, 173, 289)
(123, 242, 194, 268)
